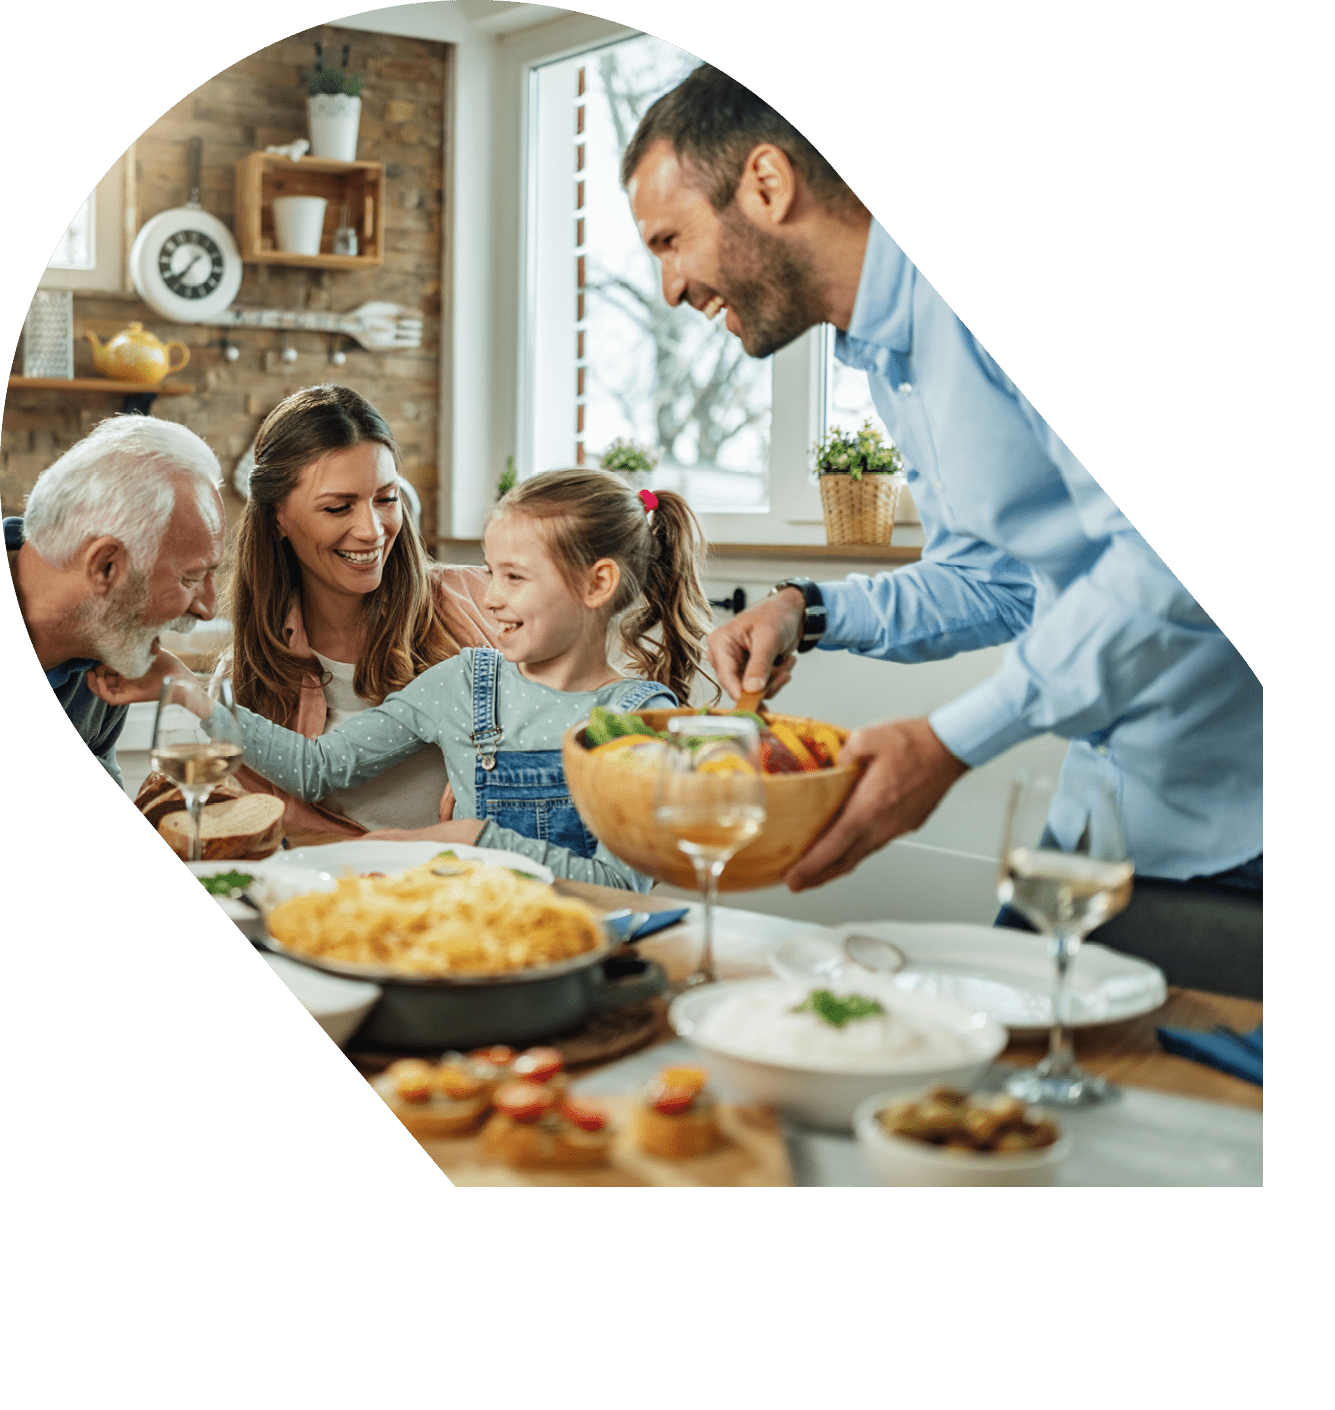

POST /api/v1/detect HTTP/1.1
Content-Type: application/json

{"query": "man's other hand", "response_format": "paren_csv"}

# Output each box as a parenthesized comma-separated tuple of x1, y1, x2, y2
(784, 717, 970, 891)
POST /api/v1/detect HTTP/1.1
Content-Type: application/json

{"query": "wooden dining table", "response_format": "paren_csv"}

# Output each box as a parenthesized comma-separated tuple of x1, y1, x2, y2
(282, 830, 1262, 1114)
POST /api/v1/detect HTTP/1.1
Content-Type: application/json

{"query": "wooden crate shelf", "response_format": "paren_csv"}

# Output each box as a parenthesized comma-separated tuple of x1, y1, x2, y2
(234, 152, 384, 269)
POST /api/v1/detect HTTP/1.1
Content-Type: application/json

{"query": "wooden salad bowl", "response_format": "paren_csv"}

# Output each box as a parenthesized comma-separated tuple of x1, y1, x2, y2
(561, 708, 859, 891)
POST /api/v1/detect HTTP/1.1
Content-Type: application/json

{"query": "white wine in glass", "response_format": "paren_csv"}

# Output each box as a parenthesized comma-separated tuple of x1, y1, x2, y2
(996, 774, 1134, 1107)
(654, 715, 766, 990)
(150, 668, 244, 863)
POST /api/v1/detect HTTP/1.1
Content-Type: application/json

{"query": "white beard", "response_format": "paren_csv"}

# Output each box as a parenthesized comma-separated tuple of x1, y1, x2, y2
(78, 573, 197, 680)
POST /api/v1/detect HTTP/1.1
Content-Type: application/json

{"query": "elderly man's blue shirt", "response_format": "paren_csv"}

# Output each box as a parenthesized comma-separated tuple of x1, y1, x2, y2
(823, 222, 1261, 879)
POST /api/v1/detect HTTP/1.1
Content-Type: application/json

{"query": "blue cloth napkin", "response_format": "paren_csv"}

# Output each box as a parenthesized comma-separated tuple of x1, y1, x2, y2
(631, 907, 690, 940)
(1156, 1024, 1263, 1086)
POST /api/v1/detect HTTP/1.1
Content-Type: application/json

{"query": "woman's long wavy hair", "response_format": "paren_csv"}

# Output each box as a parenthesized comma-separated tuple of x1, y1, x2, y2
(491, 468, 716, 706)
(225, 385, 458, 724)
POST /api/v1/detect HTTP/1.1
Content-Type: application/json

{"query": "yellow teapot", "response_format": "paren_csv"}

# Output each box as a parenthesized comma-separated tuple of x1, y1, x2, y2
(85, 322, 190, 385)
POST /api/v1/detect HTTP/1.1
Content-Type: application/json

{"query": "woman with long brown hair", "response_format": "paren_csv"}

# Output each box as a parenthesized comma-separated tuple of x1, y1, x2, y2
(224, 383, 498, 835)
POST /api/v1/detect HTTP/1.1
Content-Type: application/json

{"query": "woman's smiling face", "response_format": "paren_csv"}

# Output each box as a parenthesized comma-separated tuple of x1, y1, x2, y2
(482, 512, 592, 668)
(276, 441, 403, 602)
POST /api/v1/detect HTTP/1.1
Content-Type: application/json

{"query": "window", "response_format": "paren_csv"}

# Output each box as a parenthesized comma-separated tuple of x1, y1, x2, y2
(48, 195, 96, 270)
(525, 33, 778, 512)
(40, 154, 128, 293)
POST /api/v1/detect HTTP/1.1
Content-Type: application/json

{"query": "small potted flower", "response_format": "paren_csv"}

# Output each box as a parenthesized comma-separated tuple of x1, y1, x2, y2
(308, 43, 365, 162)
(812, 420, 906, 544)
(599, 439, 658, 479)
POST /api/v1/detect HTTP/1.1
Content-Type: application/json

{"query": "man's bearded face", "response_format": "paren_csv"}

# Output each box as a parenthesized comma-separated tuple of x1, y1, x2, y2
(78, 569, 196, 679)
(714, 201, 824, 360)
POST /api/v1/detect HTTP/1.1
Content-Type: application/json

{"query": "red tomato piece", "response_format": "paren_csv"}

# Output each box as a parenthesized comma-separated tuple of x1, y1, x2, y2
(468, 1045, 517, 1067)
(644, 1078, 697, 1117)
(493, 1081, 556, 1124)
(561, 1097, 607, 1132)
(512, 1046, 564, 1083)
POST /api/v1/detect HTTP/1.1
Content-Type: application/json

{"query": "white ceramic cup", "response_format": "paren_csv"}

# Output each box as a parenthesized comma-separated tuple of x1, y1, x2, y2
(272, 196, 328, 256)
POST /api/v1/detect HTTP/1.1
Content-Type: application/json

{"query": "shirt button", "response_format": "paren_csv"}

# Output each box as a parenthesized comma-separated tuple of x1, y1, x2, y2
(1096, 745, 1109, 757)
(897, 382, 913, 394)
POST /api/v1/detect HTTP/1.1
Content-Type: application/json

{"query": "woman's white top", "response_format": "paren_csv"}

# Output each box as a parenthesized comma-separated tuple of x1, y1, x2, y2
(314, 652, 452, 832)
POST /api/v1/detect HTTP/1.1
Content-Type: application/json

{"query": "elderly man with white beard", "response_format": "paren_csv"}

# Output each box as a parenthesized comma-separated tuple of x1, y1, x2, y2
(4, 415, 225, 786)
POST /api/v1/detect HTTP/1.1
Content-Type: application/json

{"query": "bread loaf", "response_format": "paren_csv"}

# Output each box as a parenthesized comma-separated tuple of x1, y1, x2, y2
(135, 770, 246, 830)
(158, 794, 285, 861)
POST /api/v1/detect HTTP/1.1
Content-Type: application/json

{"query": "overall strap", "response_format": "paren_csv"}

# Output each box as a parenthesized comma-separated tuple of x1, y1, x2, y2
(469, 648, 504, 771)
(614, 680, 676, 714)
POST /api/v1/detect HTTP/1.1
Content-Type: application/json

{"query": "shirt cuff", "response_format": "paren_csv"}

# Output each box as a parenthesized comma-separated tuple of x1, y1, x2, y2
(815, 579, 882, 650)
(928, 676, 1042, 768)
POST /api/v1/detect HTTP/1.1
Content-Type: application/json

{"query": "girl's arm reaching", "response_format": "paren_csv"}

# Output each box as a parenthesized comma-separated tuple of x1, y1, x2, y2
(471, 823, 655, 892)
(231, 673, 452, 801)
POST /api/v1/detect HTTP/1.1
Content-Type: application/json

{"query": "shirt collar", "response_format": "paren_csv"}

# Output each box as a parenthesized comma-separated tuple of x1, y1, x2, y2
(47, 658, 99, 690)
(833, 219, 916, 375)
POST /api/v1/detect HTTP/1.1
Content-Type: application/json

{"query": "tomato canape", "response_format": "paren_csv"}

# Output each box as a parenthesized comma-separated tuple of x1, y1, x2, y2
(434, 1066, 486, 1101)
(560, 1097, 608, 1132)
(492, 1081, 557, 1124)
(512, 1046, 564, 1083)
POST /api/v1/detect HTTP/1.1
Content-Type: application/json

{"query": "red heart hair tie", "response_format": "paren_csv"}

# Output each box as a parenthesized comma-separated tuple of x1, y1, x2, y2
(638, 488, 659, 513)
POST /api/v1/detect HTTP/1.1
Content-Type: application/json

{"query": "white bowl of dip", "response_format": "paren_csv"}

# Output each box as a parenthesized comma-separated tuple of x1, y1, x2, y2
(669, 977, 1007, 1130)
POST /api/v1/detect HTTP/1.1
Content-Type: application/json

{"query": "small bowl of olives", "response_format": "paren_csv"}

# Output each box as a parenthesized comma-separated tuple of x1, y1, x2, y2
(853, 1086, 1072, 1186)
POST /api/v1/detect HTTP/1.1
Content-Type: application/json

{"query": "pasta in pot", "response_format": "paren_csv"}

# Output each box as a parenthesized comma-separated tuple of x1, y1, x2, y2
(266, 857, 603, 976)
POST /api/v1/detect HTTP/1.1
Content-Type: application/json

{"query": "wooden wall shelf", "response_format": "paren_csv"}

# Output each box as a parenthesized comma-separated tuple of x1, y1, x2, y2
(235, 152, 384, 269)
(8, 377, 193, 395)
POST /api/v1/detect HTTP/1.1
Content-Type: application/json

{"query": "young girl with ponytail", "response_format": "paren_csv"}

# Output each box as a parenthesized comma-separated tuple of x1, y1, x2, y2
(91, 468, 714, 889)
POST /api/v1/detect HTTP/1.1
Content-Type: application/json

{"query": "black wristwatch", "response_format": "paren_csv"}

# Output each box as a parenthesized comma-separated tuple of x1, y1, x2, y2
(772, 577, 826, 653)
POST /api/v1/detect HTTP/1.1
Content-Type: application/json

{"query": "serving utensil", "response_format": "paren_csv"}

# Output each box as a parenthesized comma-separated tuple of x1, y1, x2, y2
(216, 301, 423, 351)
(843, 932, 908, 976)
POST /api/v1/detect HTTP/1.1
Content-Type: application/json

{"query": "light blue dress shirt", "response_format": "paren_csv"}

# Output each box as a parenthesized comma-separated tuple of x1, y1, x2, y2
(823, 221, 1262, 880)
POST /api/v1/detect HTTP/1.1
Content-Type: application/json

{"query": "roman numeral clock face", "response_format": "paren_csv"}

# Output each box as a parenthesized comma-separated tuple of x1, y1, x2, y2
(158, 230, 225, 298)
(129, 204, 243, 323)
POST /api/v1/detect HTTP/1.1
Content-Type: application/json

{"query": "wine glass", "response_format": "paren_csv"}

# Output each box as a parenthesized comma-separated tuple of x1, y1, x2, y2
(996, 774, 1134, 1107)
(654, 715, 767, 991)
(150, 666, 245, 863)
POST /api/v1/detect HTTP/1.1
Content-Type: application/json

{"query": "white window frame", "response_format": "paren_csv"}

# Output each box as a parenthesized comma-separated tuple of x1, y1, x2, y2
(488, 14, 833, 544)
(39, 151, 132, 294)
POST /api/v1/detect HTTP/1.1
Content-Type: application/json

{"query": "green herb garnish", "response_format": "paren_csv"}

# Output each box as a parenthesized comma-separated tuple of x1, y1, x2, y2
(199, 870, 255, 897)
(791, 989, 886, 1028)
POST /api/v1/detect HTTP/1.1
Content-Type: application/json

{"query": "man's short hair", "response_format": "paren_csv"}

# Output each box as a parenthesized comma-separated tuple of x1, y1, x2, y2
(620, 64, 861, 217)
(23, 415, 222, 572)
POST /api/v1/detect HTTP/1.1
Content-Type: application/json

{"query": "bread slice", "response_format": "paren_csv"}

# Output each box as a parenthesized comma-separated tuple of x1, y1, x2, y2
(634, 1100, 725, 1159)
(370, 1075, 489, 1139)
(159, 793, 285, 861)
(479, 1111, 612, 1170)
(135, 770, 247, 830)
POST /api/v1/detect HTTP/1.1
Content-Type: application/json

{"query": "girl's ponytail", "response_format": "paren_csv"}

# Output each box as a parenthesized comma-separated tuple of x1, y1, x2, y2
(620, 489, 716, 706)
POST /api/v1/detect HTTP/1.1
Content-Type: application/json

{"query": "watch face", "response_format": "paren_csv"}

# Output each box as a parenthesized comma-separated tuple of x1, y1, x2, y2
(158, 229, 226, 300)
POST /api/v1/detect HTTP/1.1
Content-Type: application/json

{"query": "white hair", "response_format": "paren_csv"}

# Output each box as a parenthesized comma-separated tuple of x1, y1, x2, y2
(23, 415, 223, 571)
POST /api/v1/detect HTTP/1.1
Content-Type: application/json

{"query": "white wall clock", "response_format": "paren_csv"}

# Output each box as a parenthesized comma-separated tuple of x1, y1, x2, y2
(129, 138, 243, 323)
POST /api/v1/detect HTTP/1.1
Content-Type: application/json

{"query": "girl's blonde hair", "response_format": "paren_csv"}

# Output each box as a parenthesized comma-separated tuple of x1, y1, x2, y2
(491, 468, 715, 705)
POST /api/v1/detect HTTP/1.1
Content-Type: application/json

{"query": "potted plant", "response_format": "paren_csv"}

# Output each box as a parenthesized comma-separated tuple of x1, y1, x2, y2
(599, 439, 658, 479)
(812, 420, 906, 544)
(308, 43, 365, 162)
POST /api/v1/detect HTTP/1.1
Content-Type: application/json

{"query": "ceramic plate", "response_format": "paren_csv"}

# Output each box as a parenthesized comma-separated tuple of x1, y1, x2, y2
(187, 857, 323, 939)
(770, 921, 1167, 1035)
(279, 839, 554, 886)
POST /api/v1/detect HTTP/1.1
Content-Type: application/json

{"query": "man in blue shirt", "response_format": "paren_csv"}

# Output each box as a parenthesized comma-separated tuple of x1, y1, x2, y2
(622, 67, 1261, 991)
(5, 415, 225, 786)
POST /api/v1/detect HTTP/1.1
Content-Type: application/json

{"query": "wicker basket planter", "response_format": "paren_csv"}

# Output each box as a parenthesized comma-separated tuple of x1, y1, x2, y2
(818, 472, 905, 545)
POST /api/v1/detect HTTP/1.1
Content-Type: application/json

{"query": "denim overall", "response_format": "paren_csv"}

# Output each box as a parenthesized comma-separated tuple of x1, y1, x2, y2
(469, 648, 667, 858)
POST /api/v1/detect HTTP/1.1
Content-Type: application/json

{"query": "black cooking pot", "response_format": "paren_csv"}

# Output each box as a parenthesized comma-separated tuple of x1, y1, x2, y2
(353, 951, 666, 1049)
(255, 919, 665, 1051)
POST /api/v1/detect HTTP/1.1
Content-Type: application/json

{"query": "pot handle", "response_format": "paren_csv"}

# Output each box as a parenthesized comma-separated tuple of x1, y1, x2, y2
(592, 958, 667, 1013)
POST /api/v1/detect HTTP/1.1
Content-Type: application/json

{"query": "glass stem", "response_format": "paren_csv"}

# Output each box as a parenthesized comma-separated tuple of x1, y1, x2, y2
(1043, 929, 1077, 1078)
(693, 856, 725, 983)
(186, 791, 205, 864)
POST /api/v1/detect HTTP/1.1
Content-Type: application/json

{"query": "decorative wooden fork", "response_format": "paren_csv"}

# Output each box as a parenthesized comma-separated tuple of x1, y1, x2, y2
(216, 300, 424, 351)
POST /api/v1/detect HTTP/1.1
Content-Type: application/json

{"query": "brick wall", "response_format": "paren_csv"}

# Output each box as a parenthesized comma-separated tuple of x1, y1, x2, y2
(2, 23, 448, 539)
